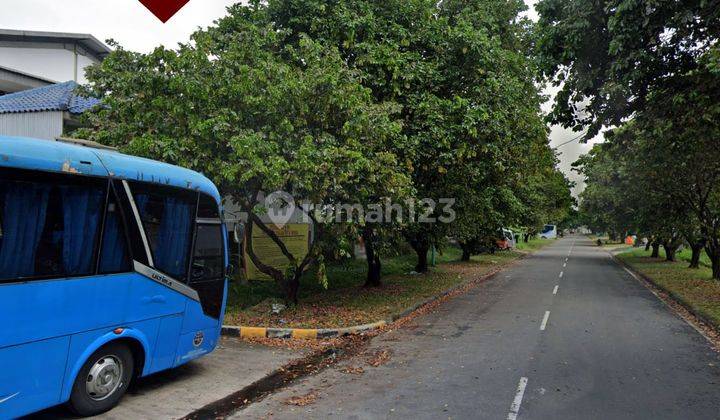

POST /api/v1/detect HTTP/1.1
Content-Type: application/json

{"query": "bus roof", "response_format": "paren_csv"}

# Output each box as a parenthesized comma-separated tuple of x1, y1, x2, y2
(0, 136, 220, 201)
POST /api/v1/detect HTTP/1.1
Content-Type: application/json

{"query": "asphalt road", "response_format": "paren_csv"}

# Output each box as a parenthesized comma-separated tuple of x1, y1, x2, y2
(237, 236, 720, 419)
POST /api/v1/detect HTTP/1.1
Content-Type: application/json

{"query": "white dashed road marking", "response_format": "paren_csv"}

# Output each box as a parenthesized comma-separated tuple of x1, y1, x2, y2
(559, 271, 564, 278)
(540, 311, 550, 331)
(507, 377, 528, 420)
(553, 285, 559, 295)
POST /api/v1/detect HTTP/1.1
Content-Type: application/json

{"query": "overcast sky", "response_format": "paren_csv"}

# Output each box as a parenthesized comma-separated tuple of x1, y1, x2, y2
(0, 0, 601, 196)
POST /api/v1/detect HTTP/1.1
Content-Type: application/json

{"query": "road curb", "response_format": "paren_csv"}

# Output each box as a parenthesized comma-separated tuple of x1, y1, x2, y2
(220, 320, 388, 340)
(221, 251, 533, 340)
(610, 252, 720, 336)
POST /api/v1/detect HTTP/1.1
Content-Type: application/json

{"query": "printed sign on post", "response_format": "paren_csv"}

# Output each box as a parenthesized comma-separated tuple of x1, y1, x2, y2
(243, 224, 311, 281)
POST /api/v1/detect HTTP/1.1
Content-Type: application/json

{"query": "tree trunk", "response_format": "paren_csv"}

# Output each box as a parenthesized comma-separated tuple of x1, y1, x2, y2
(645, 240, 651, 251)
(415, 245, 429, 272)
(523, 233, 531, 243)
(363, 227, 382, 287)
(689, 243, 703, 269)
(663, 242, 678, 262)
(408, 235, 430, 273)
(285, 273, 301, 305)
(651, 242, 660, 258)
(707, 246, 720, 280)
(460, 242, 472, 262)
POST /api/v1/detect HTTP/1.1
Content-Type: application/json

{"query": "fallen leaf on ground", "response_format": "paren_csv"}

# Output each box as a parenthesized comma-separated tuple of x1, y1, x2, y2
(340, 366, 365, 375)
(366, 348, 392, 367)
(285, 392, 318, 406)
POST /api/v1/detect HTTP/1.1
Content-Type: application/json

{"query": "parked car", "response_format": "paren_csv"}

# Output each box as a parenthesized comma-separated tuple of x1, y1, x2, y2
(496, 228, 516, 250)
(540, 224, 557, 239)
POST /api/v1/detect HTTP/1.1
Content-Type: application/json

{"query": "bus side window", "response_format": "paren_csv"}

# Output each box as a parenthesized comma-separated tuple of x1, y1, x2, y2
(190, 224, 224, 282)
(128, 181, 196, 280)
(0, 169, 106, 282)
(98, 187, 132, 274)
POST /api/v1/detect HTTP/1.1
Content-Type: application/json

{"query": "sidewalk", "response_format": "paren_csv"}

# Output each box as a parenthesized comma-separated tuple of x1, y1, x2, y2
(32, 337, 307, 419)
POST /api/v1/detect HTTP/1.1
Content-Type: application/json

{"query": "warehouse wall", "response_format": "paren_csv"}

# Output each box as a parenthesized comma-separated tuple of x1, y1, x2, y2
(0, 111, 63, 140)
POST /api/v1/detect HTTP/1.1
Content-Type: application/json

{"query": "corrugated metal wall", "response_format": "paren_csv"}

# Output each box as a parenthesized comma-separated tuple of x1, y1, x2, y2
(0, 111, 63, 140)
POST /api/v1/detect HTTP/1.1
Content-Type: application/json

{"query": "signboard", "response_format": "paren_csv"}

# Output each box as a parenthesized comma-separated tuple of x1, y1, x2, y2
(243, 223, 311, 281)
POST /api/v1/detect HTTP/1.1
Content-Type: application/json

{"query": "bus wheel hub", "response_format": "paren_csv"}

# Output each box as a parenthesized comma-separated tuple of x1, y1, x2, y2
(86, 356, 123, 400)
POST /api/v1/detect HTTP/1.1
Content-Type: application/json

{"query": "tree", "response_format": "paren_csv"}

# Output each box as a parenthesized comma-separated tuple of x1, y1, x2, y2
(576, 47, 720, 278)
(77, 3, 411, 303)
(259, 0, 563, 274)
(573, 143, 635, 241)
(622, 50, 720, 277)
(535, 0, 720, 138)
(261, 0, 438, 281)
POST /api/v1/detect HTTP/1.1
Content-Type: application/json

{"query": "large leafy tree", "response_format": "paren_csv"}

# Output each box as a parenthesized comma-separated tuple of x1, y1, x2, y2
(573, 142, 635, 241)
(576, 46, 720, 277)
(535, 0, 720, 137)
(254, 0, 560, 274)
(77, 4, 411, 303)
(623, 51, 720, 277)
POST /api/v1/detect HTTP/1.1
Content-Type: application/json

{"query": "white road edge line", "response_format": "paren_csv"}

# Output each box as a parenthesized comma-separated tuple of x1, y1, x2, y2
(540, 311, 550, 331)
(559, 271, 564, 278)
(507, 377, 529, 420)
(623, 267, 638, 280)
(553, 285, 559, 295)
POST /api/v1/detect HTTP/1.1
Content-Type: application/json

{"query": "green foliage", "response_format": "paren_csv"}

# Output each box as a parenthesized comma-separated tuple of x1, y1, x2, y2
(535, 0, 720, 137)
(575, 45, 720, 277)
(77, 0, 574, 298)
(77, 4, 412, 302)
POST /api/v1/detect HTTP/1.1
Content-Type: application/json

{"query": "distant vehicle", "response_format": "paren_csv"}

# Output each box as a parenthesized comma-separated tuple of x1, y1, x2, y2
(540, 224, 557, 239)
(497, 228, 516, 250)
(0, 137, 229, 418)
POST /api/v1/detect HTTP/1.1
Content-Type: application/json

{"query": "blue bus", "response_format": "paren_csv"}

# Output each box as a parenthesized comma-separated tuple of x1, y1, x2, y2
(0, 136, 229, 418)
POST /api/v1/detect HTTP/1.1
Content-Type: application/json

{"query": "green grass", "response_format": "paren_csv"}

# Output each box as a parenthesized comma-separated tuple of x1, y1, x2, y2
(673, 247, 713, 268)
(516, 237, 556, 252)
(225, 238, 553, 329)
(617, 247, 720, 327)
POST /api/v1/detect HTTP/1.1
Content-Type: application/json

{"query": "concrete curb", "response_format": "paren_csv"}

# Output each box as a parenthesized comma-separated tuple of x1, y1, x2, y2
(611, 252, 720, 334)
(221, 251, 533, 340)
(221, 320, 388, 340)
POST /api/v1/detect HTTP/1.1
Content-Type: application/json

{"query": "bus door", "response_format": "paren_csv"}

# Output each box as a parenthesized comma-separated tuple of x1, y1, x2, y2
(176, 193, 227, 365)
(113, 180, 198, 372)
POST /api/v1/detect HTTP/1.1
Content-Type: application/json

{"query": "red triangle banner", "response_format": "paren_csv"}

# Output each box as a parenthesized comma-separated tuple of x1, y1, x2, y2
(139, 0, 191, 23)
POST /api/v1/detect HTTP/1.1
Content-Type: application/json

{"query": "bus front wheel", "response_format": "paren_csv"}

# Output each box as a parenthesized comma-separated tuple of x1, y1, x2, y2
(68, 342, 134, 416)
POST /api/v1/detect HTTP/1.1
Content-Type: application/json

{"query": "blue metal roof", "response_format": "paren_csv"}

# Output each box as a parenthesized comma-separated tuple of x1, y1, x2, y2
(0, 136, 221, 202)
(0, 81, 101, 115)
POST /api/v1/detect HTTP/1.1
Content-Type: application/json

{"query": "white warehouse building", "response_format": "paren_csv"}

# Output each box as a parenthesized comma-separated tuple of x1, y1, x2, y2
(0, 28, 110, 95)
(0, 29, 110, 139)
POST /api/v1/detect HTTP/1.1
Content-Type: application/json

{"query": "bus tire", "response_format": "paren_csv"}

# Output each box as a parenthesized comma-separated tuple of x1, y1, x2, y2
(67, 342, 134, 417)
